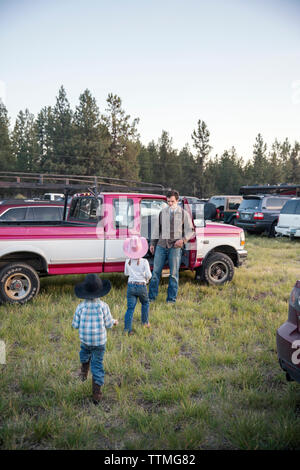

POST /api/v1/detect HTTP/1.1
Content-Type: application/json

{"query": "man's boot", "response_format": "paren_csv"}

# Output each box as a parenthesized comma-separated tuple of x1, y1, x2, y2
(79, 361, 90, 381)
(92, 378, 102, 404)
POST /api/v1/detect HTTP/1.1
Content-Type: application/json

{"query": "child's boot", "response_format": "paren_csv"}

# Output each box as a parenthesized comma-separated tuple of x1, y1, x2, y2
(92, 377, 102, 404)
(79, 360, 90, 381)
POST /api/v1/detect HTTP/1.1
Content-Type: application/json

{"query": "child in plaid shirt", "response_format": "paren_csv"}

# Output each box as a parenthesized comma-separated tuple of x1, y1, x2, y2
(72, 273, 118, 404)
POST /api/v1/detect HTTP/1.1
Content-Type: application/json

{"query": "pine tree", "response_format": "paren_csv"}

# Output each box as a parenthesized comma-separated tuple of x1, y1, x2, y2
(250, 133, 269, 184)
(287, 141, 300, 183)
(101, 93, 140, 179)
(73, 89, 110, 176)
(49, 86, 74, 174)
(35, 106, 54, 172)
(204, 155, 219, 197)
(0, 100, 14, 170)
(155, 131, 179, 189)
(213, 147, 244, 194)
(138, 144, 153, 182)
(177, 144, 197, 195)
(191, 120, 212, 197)
(268, 139, 284, 184)
(12, 109, 38, 172)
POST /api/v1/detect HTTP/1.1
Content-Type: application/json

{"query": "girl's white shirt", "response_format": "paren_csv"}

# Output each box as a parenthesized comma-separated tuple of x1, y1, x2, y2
(124, 258, 152, 284)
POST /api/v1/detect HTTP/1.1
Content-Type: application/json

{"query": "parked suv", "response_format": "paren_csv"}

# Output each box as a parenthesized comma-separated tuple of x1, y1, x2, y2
(235, 195, 291, 237)
(209, 195, 243, 224)
(276, 279, 300, 383)
(0, 200, 66, 222)
(275, 198, 300, 238)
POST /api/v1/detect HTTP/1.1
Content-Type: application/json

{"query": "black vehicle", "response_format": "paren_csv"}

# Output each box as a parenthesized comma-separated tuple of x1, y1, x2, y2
(236, 195, 291, 237)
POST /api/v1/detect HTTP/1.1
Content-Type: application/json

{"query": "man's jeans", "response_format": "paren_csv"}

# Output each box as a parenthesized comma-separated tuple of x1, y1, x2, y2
(124, 283, 150, 332)
(149, 245, 182, 302)
(79, 342, 106, 386)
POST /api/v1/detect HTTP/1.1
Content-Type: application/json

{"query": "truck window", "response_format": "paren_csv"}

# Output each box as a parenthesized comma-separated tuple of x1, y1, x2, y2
(228, 198, 241, 210)
(140, 199, 168, 238)
(0, 207, 27, 221)
(32, 207, 62, 221)
(113, 198, 134, 229)
(69, 197, 101, 222)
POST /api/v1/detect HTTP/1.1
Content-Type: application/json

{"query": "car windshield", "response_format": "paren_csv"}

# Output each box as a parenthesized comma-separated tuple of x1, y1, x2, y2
(239, 199, 260, 210)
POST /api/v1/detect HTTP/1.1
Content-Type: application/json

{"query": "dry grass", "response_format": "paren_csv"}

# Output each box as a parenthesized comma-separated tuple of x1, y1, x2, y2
(0, 234, 300, 449)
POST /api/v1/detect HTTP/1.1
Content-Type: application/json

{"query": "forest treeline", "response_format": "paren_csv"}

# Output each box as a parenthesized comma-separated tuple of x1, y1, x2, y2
(0, 85, 299, 197)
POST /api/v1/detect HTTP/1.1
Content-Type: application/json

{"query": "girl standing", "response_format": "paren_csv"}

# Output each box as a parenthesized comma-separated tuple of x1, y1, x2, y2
(123, 236, 152, 335)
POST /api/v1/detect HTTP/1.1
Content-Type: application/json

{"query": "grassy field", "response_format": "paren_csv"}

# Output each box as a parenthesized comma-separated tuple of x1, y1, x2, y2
(1, 234, 300, 450)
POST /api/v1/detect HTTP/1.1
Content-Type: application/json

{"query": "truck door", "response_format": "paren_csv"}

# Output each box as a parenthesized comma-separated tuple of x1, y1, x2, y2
(103, 196, 140, 272)
(47, 196, 105, 275)
(182, 197, 203, 269)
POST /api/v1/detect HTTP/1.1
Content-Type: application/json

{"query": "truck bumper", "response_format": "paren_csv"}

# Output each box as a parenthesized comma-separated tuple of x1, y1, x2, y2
(237, 249, 247, 266)
(236, 221, 269, 233)
(276, 226, 300, 238)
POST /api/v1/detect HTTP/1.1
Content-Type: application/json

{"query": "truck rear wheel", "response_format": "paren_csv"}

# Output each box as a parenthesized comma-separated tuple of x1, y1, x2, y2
(203, 253, 234, 285)
(0, 263, 40, 304)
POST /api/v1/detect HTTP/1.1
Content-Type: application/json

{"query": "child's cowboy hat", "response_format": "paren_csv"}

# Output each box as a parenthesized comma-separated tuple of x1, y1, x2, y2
(123, 236, 148, 259)
(75, 273, 111, 299)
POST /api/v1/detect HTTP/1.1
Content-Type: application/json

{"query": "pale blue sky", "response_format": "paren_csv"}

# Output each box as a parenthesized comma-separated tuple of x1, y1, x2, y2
(1, 0, 300, 160)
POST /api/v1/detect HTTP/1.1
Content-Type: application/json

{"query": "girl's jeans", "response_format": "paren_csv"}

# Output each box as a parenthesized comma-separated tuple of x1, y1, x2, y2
(124, 283, 150, 332)
(79, 342, 106, 386)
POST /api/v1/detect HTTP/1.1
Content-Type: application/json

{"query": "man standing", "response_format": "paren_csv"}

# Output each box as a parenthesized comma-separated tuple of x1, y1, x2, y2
(148, 190, 195, 304)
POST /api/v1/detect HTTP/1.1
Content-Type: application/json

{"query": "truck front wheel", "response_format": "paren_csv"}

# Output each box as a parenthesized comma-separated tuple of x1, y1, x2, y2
(203, 253, 234, 285)
(0, 263, 40, 304)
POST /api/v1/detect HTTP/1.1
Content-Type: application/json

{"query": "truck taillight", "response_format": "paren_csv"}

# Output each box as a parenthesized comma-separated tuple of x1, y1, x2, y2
(236, 211, 240, 219)
(253, 212, 264, 220)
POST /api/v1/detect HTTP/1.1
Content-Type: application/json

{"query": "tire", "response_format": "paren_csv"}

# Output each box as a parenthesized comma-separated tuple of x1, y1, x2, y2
(203, 253, 234, 286)
(268, 222, 277, 238)
(0, 263, 40, 304)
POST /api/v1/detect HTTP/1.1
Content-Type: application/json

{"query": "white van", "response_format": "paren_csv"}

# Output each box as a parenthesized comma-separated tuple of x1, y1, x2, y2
(43, 193, 64, 202)
(275, 198, 300, 237)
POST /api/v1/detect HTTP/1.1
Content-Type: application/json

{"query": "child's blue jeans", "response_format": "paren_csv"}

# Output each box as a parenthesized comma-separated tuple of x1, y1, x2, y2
(79, 342, 106, 386)
(124, 283, 149, 332)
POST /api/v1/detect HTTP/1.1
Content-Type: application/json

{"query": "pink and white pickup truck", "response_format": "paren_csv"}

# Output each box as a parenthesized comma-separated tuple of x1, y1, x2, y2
(0, 192, 247, 303)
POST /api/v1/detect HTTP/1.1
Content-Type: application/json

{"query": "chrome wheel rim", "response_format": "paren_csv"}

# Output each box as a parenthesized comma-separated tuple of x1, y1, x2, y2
(208, 261, 229, 282)
(4, 273, 31, 300)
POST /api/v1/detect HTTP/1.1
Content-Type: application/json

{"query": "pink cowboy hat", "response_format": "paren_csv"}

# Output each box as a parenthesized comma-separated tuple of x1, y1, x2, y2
(123, 236, 149, 259)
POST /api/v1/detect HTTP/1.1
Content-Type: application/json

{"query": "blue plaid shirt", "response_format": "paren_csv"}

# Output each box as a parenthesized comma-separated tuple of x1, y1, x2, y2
(72, 299, 115, 346)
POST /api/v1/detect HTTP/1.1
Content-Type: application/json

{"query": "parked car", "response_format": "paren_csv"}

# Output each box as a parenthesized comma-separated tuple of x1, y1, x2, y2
(43, 193, 64, 201)
(208, 195, 243, 224)
(276, 280, 300, 383)
(0, 200, 67, 222)
(275, 198, 300, 238)
(235, 195, 291, 237)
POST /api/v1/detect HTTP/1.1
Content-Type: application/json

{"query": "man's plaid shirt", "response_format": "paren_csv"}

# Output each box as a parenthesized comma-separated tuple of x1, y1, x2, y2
(72, 299, 114, 346)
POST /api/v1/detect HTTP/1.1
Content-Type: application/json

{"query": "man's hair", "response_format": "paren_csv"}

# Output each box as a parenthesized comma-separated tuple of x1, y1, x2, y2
(166, 189, 179, 200)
